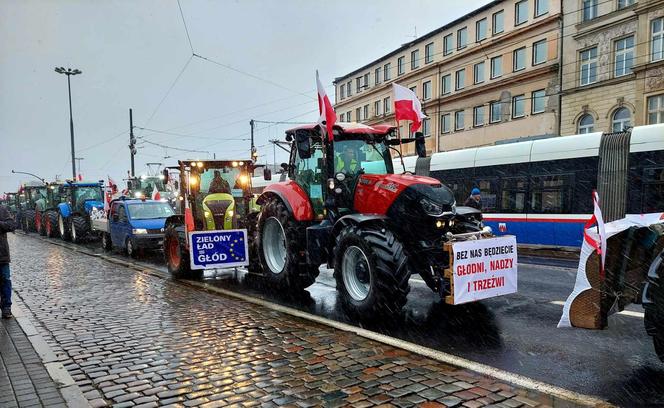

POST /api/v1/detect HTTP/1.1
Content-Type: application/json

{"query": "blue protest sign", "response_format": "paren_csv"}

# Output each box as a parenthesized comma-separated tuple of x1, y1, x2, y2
(188, 229, 249, 270)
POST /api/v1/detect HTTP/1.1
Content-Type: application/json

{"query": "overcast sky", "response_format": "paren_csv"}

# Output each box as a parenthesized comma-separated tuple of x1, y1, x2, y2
(0, 0, 489, 193)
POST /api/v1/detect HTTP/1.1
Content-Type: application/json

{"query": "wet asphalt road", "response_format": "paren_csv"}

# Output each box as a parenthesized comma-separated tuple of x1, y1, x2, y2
(32, 235, 664, 406)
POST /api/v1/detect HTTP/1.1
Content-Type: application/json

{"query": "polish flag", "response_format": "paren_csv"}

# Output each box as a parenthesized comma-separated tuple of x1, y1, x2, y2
(583, 190, 607, 277)
(316, 70, 336, 142)
(151, 184, 161, 201)
(77, 173, 83, 181)
(393, 83, 427, 132)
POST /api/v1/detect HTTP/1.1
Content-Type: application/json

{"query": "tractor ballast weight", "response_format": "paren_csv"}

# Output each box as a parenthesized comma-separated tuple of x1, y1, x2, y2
(255, 122, 494, 317)
(53, 181, 104, 243)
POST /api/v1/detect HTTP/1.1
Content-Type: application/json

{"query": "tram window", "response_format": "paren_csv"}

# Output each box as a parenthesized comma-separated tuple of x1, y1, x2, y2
(530, 174, 572, 213)
(642, 167, 664, 213)
(476, 179, 497, 212)
(444, 178, 468, 204)
(500, 177, 527, 213)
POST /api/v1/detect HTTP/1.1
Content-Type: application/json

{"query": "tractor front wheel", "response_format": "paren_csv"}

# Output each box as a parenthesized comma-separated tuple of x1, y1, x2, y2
(257, 198, 318, 291)
(58, 213, 71, 241)
(334, 224, 411, 317)
(644, 249, 664, 362)
(71, 215, 89, 244)
(163, 224, 202, 279)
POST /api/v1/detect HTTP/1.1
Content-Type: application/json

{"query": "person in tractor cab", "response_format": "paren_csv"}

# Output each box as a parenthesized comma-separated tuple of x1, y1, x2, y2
(335, 146, 359, 174)
(208, 170, 231, 194)
(464, 188, 482, 210)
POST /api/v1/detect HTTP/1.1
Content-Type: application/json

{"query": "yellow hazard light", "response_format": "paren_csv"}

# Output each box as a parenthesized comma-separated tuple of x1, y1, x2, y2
(189, 176, 198, 186)
(232, 161, 238, 167)
(238, 174, 249, 185)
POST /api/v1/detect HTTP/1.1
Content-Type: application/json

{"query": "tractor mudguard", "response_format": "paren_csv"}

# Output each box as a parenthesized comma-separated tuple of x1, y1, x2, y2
(57, 203, 72, 218)
(257, 181, 313, 222)
(332, 214, 389, 237)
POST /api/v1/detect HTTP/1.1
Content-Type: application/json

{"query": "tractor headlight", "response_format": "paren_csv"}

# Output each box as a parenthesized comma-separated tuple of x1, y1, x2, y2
(189, 176, 198, 186)
(420, 197, 444, 216)
(227, 210, 234, 218)
(327, 178, 335, 190)
(134, 192, 143, 198)
(132, 228, 148, 234)
(335, 172, 346, 182)
(238, 174, 249, 185)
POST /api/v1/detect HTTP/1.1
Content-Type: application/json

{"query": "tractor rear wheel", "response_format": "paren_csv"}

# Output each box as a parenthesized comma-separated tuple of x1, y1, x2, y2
(71, 215, 89, 244)
(36, 212, 46, 236)
(257, 198, 318, 291)
(58, 213, 71, 241)
(334, 224, 411, 317)
(164, 224, 202, 279)
(644, 249, 664, 362)
(45, 211, 59, 238)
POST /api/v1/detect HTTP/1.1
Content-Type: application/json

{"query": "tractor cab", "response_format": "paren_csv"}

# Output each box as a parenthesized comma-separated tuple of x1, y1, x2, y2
(61, 182, 104, 214)
(24, 183, 48, 212)
(171, 159, 255, 231)
(4, 193, 19, 214)
(45, 182, 64, 209)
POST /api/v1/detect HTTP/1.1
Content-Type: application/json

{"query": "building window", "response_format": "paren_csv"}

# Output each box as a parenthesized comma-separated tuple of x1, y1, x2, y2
(491, 56, 502, 78)
(515, 1, 528, 26)
(474, 62, 485, 84)
(648, 94, 664, 124)
(493, 10, 504, 35)
(409, 86, 417, 97)
(533, 39, 547, 65)
(423, 81, 432, 100)
(490, 101, 502, 123)
(612, 107, 631, 131)
(422, 118, 431, 136)
(652, 18, 664, 62)
(582, 0, 597, 22)
(384, 63, 391, 81)
(340, 84, 345, 99)
(374, 100, 382, 117)
(473, 106, 485, 127)
(398, 56, 406, 75)
(356, 77, 362, 93)
(578, 114, 594, 133)
(363, 105, 369, 121)
(535, 0, 548, 16)
(615, 36, 634, 77)
(441, 114, 451, 133)
(512, 95, 526, 118)
(457, 27, 468, 50)
(441, 74, 452, 95)
(531, 89, 546, 113)
(455, 69, 465, 90)
(476, 18, 487, 42)
(425, 42, 434, 64)
(617, 0, 634, 9)
(346, 111, 352, 122)
(375, 67, 382, 85)
(455, 110, 465, 130)
(411, 49, 420, 70)
(384, 97, 391, 114)
(363, 73, 370, 88)
(580, 47, 598, 86)
(346, 82, 351, 96)
(444, 34, 454, 55)
(513, 47, 526, 71)
(356, 107, 362, 121)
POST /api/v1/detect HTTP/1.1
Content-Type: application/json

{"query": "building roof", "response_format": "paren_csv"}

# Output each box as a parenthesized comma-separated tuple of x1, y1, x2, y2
(334, 0, 504, 83)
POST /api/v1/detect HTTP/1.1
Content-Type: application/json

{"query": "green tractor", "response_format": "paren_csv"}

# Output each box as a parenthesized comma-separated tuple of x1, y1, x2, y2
(21, 182, 48, 233)
(41, 182, 65, 238)
(162, 159, 268, 278)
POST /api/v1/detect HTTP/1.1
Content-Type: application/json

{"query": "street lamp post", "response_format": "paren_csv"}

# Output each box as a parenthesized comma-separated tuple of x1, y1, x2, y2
(54, 67, 82, 180)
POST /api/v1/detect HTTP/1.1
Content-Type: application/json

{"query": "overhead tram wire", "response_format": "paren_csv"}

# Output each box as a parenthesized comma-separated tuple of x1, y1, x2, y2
(140, 139, 210, 155)
(176, 0, 194, 53)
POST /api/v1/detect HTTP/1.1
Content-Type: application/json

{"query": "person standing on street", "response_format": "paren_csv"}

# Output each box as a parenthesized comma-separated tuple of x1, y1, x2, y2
(464, 188, 483, 211)
(0, 204, 16, 319)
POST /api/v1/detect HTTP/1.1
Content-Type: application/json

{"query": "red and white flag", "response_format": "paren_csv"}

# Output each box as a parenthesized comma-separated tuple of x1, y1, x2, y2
(151, 184, 161, 201)
(316, 70, 336, 142)
(77, 173, 83, 181)
(583, 190, 607, 276)
(393, 83, 427, 132)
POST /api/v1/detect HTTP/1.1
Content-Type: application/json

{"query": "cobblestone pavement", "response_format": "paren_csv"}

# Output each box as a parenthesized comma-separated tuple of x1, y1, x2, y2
(8, 234, 569, 408)
(1, 316, 68, 407)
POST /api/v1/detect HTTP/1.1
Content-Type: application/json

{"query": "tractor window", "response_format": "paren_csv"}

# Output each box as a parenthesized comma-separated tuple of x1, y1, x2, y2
(334, 139, 389, 176)
(138, 177, 166, 192)
(73, 187, 102, 210)
(199, 167, 240, 195)
(294, 143, 325, 216)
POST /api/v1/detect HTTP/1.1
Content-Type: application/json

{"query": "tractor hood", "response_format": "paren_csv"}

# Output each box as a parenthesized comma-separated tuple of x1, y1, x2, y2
(83, 200, 104, 214)
(354, 174, 450, 215)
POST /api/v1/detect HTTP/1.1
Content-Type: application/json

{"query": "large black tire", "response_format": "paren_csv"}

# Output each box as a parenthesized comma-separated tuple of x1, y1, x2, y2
(163, 224, 202, 279)
(37, 212, 46, 236)
(71, 215, 89, 244)
(246, 212, 261, 275)
(101, 233, 112, 251)
(257, 198, 319, 291)
(644, 249, 664, 362)
(45, 211, 60, 238)
(58, 213, 71, 241)
(126, 237, 138, 259)
(334, 224, 411, 317)
(23, 209, 36, 232)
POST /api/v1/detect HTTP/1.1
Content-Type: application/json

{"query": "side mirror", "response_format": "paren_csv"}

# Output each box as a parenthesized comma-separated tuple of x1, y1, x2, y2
(295, 130, 311, 159)
(415, 132, 427, 158)
(162, 169, 169, 183)
(263, 168, 272, 181)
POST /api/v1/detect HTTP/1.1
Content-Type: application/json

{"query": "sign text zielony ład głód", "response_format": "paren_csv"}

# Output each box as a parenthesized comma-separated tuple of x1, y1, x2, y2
(188, 229, 249, 270)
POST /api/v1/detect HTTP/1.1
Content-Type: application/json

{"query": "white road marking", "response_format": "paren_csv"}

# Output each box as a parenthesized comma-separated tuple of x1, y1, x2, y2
(549, 300, 644, 318)
(28, 234, 611, 407)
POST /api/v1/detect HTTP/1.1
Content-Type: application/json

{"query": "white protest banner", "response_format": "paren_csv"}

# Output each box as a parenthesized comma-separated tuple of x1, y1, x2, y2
(451, 235, 518, 304)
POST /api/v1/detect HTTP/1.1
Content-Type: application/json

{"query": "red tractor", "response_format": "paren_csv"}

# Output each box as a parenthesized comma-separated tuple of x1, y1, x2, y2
(254, 123, 490, 316)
